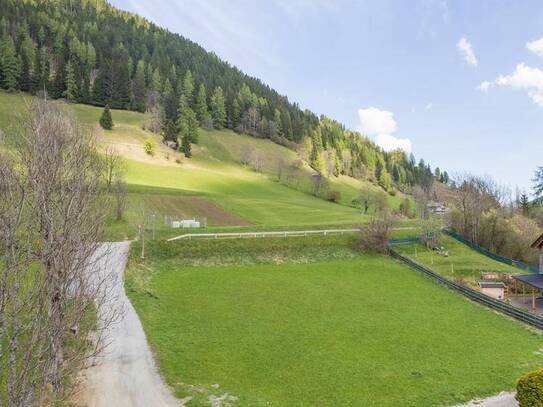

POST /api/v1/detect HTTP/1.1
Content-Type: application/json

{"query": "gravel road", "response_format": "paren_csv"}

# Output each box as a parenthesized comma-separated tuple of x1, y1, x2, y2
(79, 242, 181, 407)
(453, 392, 517, 407)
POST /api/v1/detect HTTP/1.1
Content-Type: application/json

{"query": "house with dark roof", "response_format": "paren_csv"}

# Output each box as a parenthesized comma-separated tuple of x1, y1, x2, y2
(509, 234, 543, 310)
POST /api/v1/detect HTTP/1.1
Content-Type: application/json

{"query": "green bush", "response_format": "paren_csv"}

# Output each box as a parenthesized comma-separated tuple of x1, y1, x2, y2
(143, 139, 156, 156)
(517, 369, 543, 407)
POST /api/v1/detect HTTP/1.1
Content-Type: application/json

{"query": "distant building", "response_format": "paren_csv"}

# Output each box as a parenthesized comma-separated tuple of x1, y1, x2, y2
(426, 201, 449, 215)
(531, 233, 543, 273)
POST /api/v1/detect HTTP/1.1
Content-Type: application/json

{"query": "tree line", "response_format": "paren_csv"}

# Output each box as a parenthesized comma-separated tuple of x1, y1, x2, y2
(0, 0, 446, 189)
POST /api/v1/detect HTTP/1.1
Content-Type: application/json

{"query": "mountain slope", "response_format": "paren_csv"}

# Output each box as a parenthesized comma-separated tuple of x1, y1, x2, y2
(0, 0, 446, 194)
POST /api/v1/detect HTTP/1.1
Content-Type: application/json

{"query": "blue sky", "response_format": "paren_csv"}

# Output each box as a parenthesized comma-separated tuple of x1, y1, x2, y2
(110, 0, 543, 193)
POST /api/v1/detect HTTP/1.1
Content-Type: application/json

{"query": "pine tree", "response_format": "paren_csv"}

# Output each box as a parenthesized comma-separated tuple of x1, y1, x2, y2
(100, 105, 113, 130)
(181, 133, 192, 158)
(195, 83, 210, 124)
(64, 60, 78, 102)
(210, 86, 226, 129)
(0, 35, 20, 90)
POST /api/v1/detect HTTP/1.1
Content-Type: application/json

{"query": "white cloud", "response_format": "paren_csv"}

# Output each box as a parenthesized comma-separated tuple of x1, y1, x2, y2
(527, 37, 543, 57)
(494, 63, 543, 106)
(457, 37, 478, 67)
(476, 81, 492, 92)
(375, 134, 413, 153)
(357, 107, 412, 153)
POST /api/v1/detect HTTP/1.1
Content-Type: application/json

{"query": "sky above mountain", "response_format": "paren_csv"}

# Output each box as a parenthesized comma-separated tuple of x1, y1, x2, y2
(110, 0, 543, 193)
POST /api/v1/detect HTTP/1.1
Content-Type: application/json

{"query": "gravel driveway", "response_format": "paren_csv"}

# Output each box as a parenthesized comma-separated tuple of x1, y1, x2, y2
(79, 242, 180, 407)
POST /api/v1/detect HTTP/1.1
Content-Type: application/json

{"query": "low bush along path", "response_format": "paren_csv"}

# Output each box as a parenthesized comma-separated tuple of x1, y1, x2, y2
(79, 242, 180, 407)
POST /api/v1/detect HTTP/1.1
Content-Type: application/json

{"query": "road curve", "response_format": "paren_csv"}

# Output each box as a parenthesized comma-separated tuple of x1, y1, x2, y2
(80, 242, 181, 407)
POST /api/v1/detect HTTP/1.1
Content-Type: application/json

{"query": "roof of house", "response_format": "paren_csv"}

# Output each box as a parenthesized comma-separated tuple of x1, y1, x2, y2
(512, 273, 543, 290)
(479, 281, 505, 289)
(531, 233, 543, 249)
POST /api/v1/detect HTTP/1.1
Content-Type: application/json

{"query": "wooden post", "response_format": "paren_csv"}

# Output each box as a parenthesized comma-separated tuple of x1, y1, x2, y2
(533, 287, 536, 310)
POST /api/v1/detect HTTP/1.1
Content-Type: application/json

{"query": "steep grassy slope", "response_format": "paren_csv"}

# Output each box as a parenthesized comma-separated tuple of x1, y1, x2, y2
(0, 91, 406, 237)
(126, 240, 543, 407)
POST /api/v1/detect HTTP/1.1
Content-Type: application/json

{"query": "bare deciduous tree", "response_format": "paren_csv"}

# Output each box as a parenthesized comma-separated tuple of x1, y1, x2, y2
(113, 173, 128, 221)
(103, 146, 125, 191)
(0, 100, 120, 405)
(360, 210, 397, 253)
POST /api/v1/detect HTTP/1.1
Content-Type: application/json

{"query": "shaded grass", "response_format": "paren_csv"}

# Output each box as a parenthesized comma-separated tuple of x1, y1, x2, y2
(126, 253, 543, 407)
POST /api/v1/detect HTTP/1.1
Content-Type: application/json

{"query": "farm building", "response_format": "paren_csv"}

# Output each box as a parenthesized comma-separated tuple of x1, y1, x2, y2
(509, 234, 543, 311)
(426, 201, 448, 215)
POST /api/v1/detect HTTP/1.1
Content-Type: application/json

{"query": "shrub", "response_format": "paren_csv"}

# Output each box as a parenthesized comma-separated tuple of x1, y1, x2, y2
(360, 211, 396, 253)
(327, 190, 341, 203)
(517, 369, 543, 407)
(143, 139, 156, 156)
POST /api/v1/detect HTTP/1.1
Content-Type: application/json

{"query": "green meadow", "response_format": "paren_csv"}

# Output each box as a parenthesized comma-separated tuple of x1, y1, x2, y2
(126, 240, 543, 407)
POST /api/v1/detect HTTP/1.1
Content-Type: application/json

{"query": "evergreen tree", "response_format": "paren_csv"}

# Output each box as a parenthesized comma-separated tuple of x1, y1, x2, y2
(0, 35, 20, 90)
(195, 83, 210, 123)
(181, 133, 192, 158)
(520, 193, 530, 215)
(210, 86, 226, 129)
(310, 129, 324, 172)
(182, 70, 194, 104)
(64, 60, 78, 102)
(151, 68, 162, 92)
(100, 105, 113, 130)
(177, 93, 199, 144)
(274, 108, 282, 136)
(18, 34, 35, 91)
(132, 60, 146, 112)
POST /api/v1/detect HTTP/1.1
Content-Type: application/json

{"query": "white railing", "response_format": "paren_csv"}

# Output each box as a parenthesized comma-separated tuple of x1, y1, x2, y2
(167, 228, 360, 242)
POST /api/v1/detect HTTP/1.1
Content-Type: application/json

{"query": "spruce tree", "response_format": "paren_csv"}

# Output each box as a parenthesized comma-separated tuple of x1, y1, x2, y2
(177, 93, 199, 144)
(310, 130, 324, 172)
(0, 35, 20, 90)
(100, 105, 114, 130)
(132, 60, 146, 112)
(520, 193, 530, 215)
(181, 133, 192, 158)
(210, 86, 226, 129)
(195, 83, 210, 123)
(274, 108, 283, 136)
(64, 60, 78, 102)
(183, 70, 194, 104)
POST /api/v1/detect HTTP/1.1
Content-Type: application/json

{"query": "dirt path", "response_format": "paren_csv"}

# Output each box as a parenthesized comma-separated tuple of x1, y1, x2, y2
(79, 242, 181, 407)
(453, 392, 517, 407)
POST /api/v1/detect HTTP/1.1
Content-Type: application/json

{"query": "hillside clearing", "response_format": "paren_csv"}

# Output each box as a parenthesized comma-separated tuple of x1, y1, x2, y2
(396, 235, 521, 287)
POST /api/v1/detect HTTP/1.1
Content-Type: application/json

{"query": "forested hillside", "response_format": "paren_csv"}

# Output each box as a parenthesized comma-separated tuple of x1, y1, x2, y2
(0, 0, 447, 191)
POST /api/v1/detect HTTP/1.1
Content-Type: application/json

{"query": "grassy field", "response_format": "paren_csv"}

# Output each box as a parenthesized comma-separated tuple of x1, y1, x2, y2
(126, 243, 543, 407)
(395, 235, 521, 287)
(0, 91, 409, 239)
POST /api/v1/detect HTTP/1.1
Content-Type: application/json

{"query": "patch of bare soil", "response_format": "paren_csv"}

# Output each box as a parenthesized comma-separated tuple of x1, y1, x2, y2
(145, 195, 252, 226)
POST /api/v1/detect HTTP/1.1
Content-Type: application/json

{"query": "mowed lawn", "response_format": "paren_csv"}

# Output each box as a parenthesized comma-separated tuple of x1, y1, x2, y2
(126, 257, 543, 406)
(396, 235, 521, 287)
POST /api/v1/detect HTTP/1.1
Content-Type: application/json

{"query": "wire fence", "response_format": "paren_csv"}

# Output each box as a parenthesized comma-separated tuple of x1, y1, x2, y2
(389, 247, 543, 330)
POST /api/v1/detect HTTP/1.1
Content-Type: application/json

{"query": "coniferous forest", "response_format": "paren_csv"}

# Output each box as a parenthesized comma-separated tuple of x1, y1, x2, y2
(0, 0, 447, 190)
